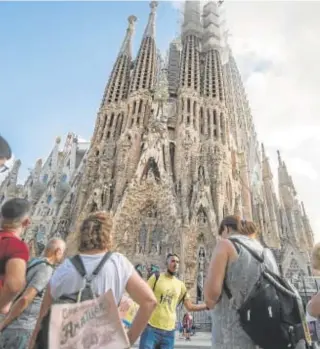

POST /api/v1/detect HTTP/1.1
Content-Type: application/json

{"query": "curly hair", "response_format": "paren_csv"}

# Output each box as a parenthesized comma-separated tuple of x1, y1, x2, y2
(77, 211, 113, 252)
(241, 220, 258, 236)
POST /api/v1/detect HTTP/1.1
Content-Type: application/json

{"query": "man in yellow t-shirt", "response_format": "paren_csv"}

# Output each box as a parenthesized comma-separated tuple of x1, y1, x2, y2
(139, 253, 208, 349)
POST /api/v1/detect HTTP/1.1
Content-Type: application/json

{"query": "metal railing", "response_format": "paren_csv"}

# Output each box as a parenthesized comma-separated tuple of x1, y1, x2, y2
(176, 303, 211, 331)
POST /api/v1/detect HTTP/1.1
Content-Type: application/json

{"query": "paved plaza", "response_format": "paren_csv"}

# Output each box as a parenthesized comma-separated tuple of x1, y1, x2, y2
(133, 331, 211, 348)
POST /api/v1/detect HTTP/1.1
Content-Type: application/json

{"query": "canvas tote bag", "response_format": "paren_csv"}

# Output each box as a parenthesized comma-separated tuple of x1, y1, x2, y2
(49, 289, 130, 349)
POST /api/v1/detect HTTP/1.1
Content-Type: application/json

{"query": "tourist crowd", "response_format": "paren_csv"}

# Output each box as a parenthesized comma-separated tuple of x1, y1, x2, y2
(0, 134, 317, 349)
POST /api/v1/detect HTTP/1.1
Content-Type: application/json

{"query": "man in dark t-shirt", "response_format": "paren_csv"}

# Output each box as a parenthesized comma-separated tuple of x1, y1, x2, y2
(0, 198, 31, 316)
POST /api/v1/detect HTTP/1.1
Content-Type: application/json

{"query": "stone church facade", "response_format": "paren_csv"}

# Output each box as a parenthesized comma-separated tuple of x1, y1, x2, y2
(0, 1, 314, 300)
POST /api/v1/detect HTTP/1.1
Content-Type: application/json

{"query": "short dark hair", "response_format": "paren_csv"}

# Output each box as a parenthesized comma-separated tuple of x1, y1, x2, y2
(166, 253, 179, 262)
(1, 198, 31, 221)
(0, 135, 12, 160)
(218, 215, 242, 235)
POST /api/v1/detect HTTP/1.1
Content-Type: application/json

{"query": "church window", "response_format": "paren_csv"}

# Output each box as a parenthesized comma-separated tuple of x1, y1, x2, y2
(47, 195, 52, 205)
(61, 174, 67, 183)
(200, 107, 204, 135)
(133, 101, 136, 114)
(162, 145, 166, 171)
(138, 100, 143, 113)
(138, 223, 148, 254)
(213, 110, 217, 125)
(109, 113, 114, 128)
(43, 174, 48, 184)
(118, 113, 124, 137)
(102, 115, 108, 132)
(207, 110, 211, 136)
(187, 99, 190, 113)
(193, 101, 196, 117)
(169, 143, 176, 182)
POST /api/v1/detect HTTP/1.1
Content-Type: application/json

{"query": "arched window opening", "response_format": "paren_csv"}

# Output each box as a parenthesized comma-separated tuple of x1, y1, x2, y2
(200, 107, 204, 135)
(138, 100, 143, 113)
(109, 113, 114, 128)
(43, 174, 48, 184)
(47, 195, 52, 205)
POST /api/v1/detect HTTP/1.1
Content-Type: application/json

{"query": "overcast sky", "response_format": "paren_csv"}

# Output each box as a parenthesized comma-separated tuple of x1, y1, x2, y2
(223, 1, 320, 241)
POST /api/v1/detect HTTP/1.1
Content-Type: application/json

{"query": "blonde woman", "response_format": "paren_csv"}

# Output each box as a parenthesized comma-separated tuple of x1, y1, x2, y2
(28, 211, 157, 348)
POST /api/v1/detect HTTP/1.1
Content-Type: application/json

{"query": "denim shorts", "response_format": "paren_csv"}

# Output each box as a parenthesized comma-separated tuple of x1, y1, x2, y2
(139, 324, 175, 349)
(0, 328, 32, 349)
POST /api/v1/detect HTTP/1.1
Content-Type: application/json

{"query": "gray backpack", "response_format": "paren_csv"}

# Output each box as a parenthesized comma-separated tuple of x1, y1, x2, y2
(57, 251, 113, 303)
(36, 252, 112, 349)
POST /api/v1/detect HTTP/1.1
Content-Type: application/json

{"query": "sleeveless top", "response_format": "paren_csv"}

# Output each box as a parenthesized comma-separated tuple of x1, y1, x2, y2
(210, 235, 279, 349)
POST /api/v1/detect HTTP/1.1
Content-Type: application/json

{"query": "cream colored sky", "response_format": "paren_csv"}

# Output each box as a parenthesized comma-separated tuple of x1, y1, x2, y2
(173, 0, 320, 242)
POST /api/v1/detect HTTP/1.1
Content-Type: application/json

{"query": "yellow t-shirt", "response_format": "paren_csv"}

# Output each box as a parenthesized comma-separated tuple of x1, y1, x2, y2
(148, 273, 190, 331)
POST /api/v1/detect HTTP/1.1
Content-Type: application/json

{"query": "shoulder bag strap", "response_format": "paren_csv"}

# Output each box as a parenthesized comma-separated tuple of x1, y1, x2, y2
(224, 237, 265, 300)
(229, 237, 264, 263)
(92, 252, 113, 277)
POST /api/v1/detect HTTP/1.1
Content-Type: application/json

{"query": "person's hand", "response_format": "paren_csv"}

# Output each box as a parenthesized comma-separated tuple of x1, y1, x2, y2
(118, 296, 132, 319)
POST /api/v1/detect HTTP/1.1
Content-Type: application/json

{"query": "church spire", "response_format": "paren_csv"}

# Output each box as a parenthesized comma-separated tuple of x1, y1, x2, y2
(261, 143, 272, 179)
(181, 1, 202, 39)
(129, 1, 158, 94)
(143, 1, 157, 39)
(101, 15, 137, 107)
(119, 15, 137, 57)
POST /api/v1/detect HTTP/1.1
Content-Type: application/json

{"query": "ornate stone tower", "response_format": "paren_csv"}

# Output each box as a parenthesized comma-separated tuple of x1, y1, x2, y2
(37, 0, 313, 296)
(0, 2, 314, 302)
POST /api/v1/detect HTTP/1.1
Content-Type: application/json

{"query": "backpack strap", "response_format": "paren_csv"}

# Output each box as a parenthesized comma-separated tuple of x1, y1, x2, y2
(92, 252, 113, 276)
(70, 255, 87, 277)
(15, 260, 54, 301)
(152, 272, 160, 291)
(27, 260, 53, 273)
(70, 252, 113, 280)
(178, 291, 187, 306)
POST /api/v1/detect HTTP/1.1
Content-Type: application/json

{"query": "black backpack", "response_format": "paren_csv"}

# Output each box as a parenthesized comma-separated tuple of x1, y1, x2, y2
(36, 252, 112, 349)
(15, 259, 54, 301)
(224, 237, 312, 349)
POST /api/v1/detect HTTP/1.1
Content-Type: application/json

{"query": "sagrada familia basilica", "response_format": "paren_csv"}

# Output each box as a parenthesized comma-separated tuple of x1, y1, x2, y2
(0, 1, 314, 300)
